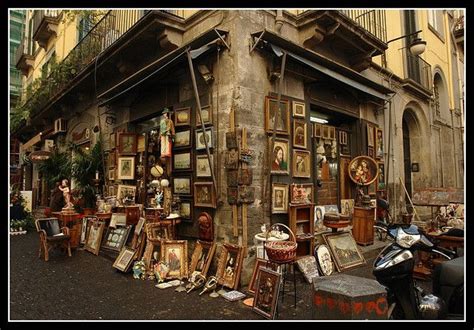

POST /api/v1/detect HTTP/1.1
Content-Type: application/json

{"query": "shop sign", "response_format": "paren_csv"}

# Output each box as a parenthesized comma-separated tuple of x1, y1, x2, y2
(70, 123, 91, 145)
(29, 150, 51, 163)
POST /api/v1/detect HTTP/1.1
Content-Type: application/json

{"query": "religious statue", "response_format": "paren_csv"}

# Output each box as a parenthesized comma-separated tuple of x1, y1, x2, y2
(59, 179, 74, 210)
(159, 108, 175, 158)
(155, 189, 164, 208)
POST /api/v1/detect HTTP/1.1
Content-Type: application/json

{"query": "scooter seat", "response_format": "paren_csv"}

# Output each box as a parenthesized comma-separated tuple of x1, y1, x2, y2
(433, 256, 464, 289)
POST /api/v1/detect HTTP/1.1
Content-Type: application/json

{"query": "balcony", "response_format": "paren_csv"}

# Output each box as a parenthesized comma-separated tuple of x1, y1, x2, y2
(402, 48, 432, 99)
(296, 10, 387, 72)
(32, 10, 60, 49)
(14, 42, 34, 76)
(13, 10, 151, 134)
(453, 15, 464, 48)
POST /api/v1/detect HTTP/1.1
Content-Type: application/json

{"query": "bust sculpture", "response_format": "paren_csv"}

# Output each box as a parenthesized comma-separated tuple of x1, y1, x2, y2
(198, 212, 213, 241)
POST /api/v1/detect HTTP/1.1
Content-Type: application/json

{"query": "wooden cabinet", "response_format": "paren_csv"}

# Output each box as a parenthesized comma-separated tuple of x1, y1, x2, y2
(289, 203, 314, 258)
(352, 206, 375, 246)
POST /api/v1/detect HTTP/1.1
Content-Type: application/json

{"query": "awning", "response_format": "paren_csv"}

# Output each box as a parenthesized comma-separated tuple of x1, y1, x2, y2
(251, 30, 394, 101)
(21, 133, 42, 151)
(20, 127, 53, 152)
(98, 28, 228, 106)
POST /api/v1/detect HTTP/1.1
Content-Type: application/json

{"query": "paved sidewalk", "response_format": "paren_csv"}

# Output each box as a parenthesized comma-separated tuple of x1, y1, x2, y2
(9, 232, 410, 321)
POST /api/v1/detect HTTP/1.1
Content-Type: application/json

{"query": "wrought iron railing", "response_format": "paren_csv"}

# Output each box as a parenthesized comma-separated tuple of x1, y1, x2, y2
(339, 10, 387, 43)
(403, 48, 432, 92)
(20, 10, 149, 119)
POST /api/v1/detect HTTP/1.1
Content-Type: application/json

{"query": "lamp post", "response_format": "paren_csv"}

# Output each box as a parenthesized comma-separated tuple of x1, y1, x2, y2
(386, 29, 427, 56)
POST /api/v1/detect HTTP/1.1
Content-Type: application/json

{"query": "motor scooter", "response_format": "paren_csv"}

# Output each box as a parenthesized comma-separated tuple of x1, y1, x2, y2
(372, 223, 463, 319)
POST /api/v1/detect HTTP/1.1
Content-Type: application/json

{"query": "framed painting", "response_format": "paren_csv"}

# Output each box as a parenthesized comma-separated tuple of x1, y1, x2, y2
(367, 146, 375, 158)
(238, 186, 255, 204)
(248, 258, 278, 294)
(293, 119, 307, 149)
(376, 128, 384, 159)
(269, 137, 290, 175)
(292, 150, 311, 178)
(314, 124, 322, 138)
(195, 128, 214, 150)
(196, 105, 212, 125)
(340, 199, 355, 217)
(189, 240, 217, 277)
(134, 217, 146, 236)
(174, 129, 192, 149)
(329, 126, 336, 141)
(225, 148, 239, 169)
(172, 176, 192, 196)
(137, 134, 146, 153)
(314, 206, 327, 233)
(113, 247, 136, 272)
(314, 243, 335, 276)
(290, 183, 313, 204)
(227, 169, 239, 187)
(348, 156, 378, 186)
(296, 255, 320, 283)
(196, 154, 213, 178)
(227, 187, 238, 205)
(194, 182, 216, 208)
(377, 162, 385, 191)
(116, 184, 136, 203)
(118, 133, 137, 155)
(271, 183, 288, 214)
(102, 225, 131, 252)
(292, 100, 306, 118)
(264, 96, 290, 135)
(145, 223, 171, 241)
(108, 151, 116, 168)
(160, 240, 188, 280)
(238, 168, 253, 185)
(81, 216, 96, 245)
(117, 157, 135, 180)
(179, 199, 192, 222)
(322, 125, 329, 139)
(252, 267, 281, 320)
(108, 168, 115, 181)
(173, 151, 192, 171)
(225, 132, 238, 150)
(108, 185, 115, 197)
(339, 131, 348, 145)
(85, 221, 106, 256)
(367, 124, 375, 147)
(174, 107, 191, 127)
(216, 243, 244, 290)
(322, 232, 366, 272)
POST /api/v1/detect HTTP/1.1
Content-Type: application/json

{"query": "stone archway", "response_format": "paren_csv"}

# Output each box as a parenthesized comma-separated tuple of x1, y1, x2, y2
(401, 104, 431, 202)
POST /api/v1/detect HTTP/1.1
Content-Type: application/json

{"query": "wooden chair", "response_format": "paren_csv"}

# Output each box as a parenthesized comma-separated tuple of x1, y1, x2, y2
(36, 218, 72, 261)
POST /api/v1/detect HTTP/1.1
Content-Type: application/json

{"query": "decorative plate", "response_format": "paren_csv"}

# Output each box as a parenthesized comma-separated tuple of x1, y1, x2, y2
(315, 244, 334, 276)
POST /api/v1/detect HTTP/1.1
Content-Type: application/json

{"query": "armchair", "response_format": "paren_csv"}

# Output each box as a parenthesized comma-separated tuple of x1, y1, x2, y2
(36, 218, 72, 261)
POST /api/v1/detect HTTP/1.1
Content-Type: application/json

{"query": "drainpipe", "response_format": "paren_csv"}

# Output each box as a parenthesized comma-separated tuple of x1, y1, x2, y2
(275, 10, 284, 33)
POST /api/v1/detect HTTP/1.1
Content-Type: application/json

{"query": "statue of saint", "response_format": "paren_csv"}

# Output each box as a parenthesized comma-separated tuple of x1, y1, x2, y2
(159, 108, 175, 158)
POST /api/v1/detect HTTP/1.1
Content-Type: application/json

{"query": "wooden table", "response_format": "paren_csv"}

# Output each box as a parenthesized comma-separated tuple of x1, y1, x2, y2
(52, 211, 82, 248)
(162, 215, 181, 239)
(96, 212, 112, 226)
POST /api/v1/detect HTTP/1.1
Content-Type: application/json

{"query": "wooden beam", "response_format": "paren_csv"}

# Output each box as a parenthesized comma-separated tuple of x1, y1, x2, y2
(241, 127, 248, 255)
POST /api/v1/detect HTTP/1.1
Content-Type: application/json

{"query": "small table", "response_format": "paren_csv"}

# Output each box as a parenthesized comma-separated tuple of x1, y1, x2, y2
(162, 214, 181, 239)
(52, 211, 82, 248)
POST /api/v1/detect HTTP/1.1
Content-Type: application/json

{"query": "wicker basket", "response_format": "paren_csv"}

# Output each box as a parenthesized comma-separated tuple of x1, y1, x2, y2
(264, 223, 297, 263)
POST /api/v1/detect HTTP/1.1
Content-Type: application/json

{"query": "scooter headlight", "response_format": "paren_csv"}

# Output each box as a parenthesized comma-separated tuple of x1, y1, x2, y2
(375, 250, 414, 270)
(396, 228, 420, 248)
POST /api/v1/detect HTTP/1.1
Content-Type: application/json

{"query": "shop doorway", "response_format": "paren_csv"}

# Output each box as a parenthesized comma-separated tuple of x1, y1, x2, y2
(311, 106, 358, 208)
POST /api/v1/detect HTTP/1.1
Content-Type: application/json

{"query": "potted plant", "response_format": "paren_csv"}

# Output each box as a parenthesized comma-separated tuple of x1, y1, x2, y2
(69, 138, 104, 215)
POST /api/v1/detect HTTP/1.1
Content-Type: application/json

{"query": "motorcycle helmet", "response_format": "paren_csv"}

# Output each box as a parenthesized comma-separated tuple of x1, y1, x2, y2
(419, 294, 447, 319)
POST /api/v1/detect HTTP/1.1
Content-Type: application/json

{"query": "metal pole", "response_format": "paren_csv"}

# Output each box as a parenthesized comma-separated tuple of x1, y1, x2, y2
(268, 52, 287, 217)
(186, 50, 217, 198)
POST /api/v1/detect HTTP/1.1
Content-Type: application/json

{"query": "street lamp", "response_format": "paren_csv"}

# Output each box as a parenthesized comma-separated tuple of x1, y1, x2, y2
(386, 30, 426, 56)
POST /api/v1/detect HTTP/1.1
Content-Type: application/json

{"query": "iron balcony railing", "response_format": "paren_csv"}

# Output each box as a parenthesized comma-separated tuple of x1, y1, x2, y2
(32, 9, 60, 38)
(339, 10, 387, 43)
(403, 48, 432, 92)
(21, 10, 150, 119)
